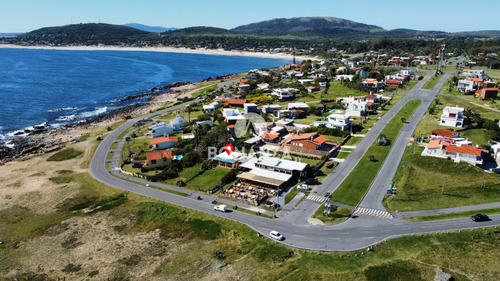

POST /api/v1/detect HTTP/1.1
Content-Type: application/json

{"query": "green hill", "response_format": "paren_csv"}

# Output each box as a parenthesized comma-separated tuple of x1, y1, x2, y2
(17, 23, 150, 45)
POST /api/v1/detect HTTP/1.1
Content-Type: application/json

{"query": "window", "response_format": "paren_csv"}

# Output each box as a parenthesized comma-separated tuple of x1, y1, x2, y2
(151, 160, 157, 164)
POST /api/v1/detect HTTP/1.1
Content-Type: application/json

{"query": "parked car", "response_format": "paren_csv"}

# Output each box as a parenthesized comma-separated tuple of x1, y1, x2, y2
(297, 184, 310, 190)
(324, 192, 331, 198)
(269, 230, 284, 241)
(471, 213, 490, 222)
(304, 178, 319, 185)
(213, 204, 228, 212)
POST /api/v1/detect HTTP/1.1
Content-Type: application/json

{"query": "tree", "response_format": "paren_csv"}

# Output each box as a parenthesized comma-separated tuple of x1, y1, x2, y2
(401, 117, 406, 123)
(368, 155, 376, 161)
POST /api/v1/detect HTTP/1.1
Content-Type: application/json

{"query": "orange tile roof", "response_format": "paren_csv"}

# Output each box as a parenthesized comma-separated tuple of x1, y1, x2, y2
(366, 94, 377, 99)
(313, 135, 328, 144)
(467, 78, 484, 82)
(227, 124, 235, 128)
(367, 102, 375, 106)
(150, 136, 178, 145)
(240, 78, 249, 83)
(263, 133, 280, 140)
(427, 139, 442, 149)
(432, 129, 458, 138)
(443, 145, 482, 156)
(226, 99, 247, 105)
(146, 150, 173, 160)
(385, 79, 403, 84)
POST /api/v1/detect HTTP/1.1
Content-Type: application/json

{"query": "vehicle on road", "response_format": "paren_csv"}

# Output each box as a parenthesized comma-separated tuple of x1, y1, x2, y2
(269, 230, 284, 241)
(324, 192, 331, 198)
(214, 204, 228, 212)
(471, 213, 490, 222)
(132, 162, 143, 168)
(297, 184, 310, 190)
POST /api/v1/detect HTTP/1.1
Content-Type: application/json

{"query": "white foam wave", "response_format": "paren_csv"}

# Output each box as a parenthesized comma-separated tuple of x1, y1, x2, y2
(56, 114, 77, 121)
(47, 106, 78, 113)
(78, 106, 108, 119)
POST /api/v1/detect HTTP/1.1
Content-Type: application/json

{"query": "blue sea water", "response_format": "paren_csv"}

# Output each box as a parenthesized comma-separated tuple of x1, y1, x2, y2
(0, 48, 290, 145)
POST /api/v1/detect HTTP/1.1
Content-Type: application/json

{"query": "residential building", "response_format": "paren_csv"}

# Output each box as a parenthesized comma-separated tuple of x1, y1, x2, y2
(261, 132, 280, 143)
(457, 79, 474, 93)
(150, 136, 179, 150)
(144, 150, 173, 169)
(203, 102, 219, 113)
(195, 119, 214, 127)
(440, 106, 464, 127)
(400, 69, 413, 76)
(271, 88, 297, 100)
(222, 108, 245, 124)
(170, 115, 188, 128)
(282, 132, 328, 151)
(213, 151, 247, 168)
(326, 113, 352, 131)
(147, 123, 179, 138)
(224, 99, 247, 107)
(475, 87, 498, 100)
(385, 79, 403, 88)
(306, 86, 319, 93)
(288, 102, 310, 110)
(336, 74, 353, 81)
(345, 99, 367, 117)
(262, 104, 282, 115)
(431, 129, 459, 139)
(361, 78, 384, 89)
(422, 140, 483, 165)
(244, 103, 260, 114)
(463, 69, 485, 79)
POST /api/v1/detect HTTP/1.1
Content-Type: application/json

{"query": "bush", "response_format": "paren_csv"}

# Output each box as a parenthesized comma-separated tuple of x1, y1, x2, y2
(47, 148, 83, 161)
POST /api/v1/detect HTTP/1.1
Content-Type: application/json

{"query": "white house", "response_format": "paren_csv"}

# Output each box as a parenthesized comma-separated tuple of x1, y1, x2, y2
(150, 136, 179, 150)
(262, 104, 282, 115)
(195, 119, 214, 127)
(463, 69, 485, 79)
(271, 88, 297, 100)
(203, 102, 219, 113)
(171, 115, 188, 128)
(312, 113, 352, 131)
(400, 69, 413, 76)
(336, 74, 354, 81)
(422, 139, 483, 166)
(440, 106, 464, 128)
(344, 99, 367, 117)
(147, 123, 178, 138)
(222, 108, 245, 123)
(457, 80, 474, 93)
(288, 102, 310, 110)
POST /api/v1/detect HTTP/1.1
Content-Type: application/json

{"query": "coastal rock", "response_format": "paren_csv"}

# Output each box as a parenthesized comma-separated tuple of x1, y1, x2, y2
(434, 269, 453, 281)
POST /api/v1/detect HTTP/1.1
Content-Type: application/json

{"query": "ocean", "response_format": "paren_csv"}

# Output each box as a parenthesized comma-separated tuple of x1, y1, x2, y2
(0, 48, 290, 146)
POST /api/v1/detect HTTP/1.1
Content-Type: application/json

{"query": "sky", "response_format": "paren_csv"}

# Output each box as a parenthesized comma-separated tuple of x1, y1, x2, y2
(1, 0, 499, 33)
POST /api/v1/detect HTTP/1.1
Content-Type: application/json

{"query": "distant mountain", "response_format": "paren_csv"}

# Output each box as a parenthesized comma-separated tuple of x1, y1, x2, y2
(232, 17, 382, 34)
(164, 26, 236, 36)
(17, 23, 150, 45)
(0, 33, 23, 37)
(451, 30, 500, 38)
(123, 23, 177, 33)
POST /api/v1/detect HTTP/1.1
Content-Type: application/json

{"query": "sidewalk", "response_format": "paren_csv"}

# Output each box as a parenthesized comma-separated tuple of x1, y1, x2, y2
(393, 202, 500, 218)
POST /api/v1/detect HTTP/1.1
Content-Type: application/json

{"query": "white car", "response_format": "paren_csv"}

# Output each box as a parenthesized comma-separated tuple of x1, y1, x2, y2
(297, 184, 310, 190)
(213, 204, 228, 212)
(269, 230, 284, 241)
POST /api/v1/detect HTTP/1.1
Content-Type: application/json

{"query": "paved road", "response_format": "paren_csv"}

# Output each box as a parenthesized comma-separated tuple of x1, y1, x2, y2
(90, 73, 500, 251)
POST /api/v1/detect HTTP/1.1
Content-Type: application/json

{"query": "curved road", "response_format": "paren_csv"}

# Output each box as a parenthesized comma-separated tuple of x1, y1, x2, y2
(91, 75, 500, 251)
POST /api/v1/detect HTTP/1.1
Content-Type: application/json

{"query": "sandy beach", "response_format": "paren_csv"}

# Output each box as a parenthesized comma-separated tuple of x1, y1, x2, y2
(0, 44, 317, 62)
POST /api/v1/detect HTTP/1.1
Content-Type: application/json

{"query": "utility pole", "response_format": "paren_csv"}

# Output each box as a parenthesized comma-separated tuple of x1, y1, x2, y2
(442, 177, 446, 195)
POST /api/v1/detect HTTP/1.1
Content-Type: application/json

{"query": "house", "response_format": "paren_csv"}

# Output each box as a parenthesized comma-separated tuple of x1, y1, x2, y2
(244, 103, 260, 114)
(385, 79, 403, 88)
(224, 99, 247, 107)
(170, 115, 188, 128)
(195, 119, 214, 127)
(144, 150, 173, 169)
(319, 82, 327, 90)
(457, 79, 474, 93)
(257, 83, 269, 90)
(288, 102, 310, 110)
(326, 113, 352, 131)
(213, 151, 247, 168)
(277, 110, 293, 118)
(237, 155, 309, 189)
(343, 98, 367, 117)
(431, 129, 459, 139)
(440, 106, 464, 128)
(262, 104, 282, 115)
(336, 74, 353, 81)
(203, 102, 219, 113)
(422, 140, 483, 165)
(475, 88, 498, 100)
(361, 78, 384, 89)
(282, 132, 328, 151)
(400, 69, 413, 76)
(306, 86, 319, 93)
(261, 132, 280, 143)
(222, 108, 245, 124)
(463, 69, 485, 79)
(271, 88, 297, 100)
(298, 79, 314, 85)
(147, 123, 178, 138)
(150, 136, 178, 150)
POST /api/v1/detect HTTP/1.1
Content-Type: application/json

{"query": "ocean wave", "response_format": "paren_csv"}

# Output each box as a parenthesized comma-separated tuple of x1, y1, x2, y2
(78, 106, 108, 119)
(56, 114, 77, 121)
(47, 106, 78, 113)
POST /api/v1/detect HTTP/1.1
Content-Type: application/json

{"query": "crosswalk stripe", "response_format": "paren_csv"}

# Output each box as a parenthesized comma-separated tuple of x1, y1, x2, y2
(354, 207, 393, 219)
(305, 195, 327, 203)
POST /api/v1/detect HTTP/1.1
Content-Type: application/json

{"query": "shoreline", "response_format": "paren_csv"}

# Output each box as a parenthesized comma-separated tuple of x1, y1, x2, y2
(0, 44, 317, 61)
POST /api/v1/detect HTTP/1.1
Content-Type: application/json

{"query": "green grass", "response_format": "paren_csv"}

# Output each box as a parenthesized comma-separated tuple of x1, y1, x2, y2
(335, 151, 351, 159)
(186, 167, 230, 190)
(384, 145, 500, 212)
(46, 147, 83, 161)
(284, 186, 303, 205)
(438, 75, 500, 112)
(403, 207, 500, 222)
(312, 204, 352, 224)
(344, 137, 363, 146)
(331, 99, 422, 206)
(179, 163, 202, 181)
(421, 74, 442, 90)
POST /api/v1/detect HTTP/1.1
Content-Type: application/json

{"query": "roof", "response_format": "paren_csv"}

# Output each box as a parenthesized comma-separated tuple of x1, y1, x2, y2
(385, 79, 403, 84)
(443, 145, 482, 156)
(146, 150, 173, 160)
(480, 87, 499, 92)
(255, 156, 308, 172)
(225, 99, 247, 105)
(432, 129, 458, 138)
(227, 124, 235, 128)
(262, 132, 280, 140)
(313, 135, 328, 144)
(150, 136, 179, 145)
(285, 132, 317, 141)
(366, 94, 377, 99)
(237, 169, 291, 187)
(427, 139, 442, 149)
(244, 136, 262, 144)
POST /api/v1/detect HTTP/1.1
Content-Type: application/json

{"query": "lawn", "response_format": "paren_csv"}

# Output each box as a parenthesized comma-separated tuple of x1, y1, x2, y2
(344, 136, 364, 146)
(311, 204, 352, 224)
(384, 145, 500, 212)
(331, 99, 422, 206)
(421, 74, 442, 90)
(335, 151, 351, 159)
(402, 207, 500, 222)
(186, 167, 230, 190)
(284, 185, 304, 205)
(324, 79, 368, 98)
(438, 75, 500, 111)
(46, 147, 83, 161)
